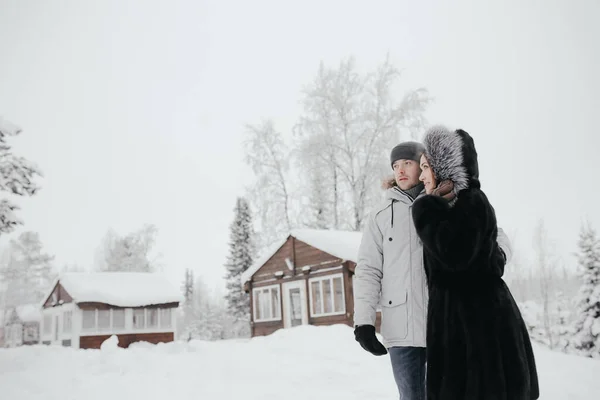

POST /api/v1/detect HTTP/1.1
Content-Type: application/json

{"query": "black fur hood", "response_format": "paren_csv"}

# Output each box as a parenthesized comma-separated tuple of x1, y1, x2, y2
(422, 125, 481, 193)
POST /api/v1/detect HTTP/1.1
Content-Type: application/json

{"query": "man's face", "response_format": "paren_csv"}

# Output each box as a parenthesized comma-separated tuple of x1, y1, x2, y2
(392, 159, 421, 190)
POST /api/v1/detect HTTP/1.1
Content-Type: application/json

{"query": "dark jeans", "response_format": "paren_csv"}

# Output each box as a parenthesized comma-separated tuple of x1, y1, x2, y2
(389, 346, 426, 400)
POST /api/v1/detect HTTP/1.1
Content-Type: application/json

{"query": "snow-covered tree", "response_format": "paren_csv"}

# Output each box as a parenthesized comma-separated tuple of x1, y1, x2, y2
(570, 222, 600, 357)
(96, 224, 161, 272)
(0, 117, 43, 235)
(294, 133, 337, 230)
(60, 263, 86, 273)
(223, 197, 254, 338)
(244, 120, 293, 247)
(182, 268, 194, 304)
(533, 219, 556, 348)
(552, 290, 574, 351)
(294, 56, 432, 231)
(179, 274, 236, 341)
(0, 231, 55, 307)
(180, 268, 199, 340)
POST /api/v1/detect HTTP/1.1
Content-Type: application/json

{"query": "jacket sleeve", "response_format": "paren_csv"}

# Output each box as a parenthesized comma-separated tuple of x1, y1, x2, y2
(353, 211, 383, 327)
(412, 189, 498, 271)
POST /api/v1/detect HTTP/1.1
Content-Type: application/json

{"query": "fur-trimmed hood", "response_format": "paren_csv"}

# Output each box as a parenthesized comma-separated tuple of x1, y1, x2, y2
(422, 125, 480, 193)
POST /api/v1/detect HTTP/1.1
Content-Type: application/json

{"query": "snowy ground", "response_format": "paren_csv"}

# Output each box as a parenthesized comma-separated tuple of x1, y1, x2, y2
(1, 325, 599, 399)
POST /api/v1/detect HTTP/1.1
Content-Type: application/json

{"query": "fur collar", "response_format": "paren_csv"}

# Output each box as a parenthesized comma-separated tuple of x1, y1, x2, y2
(422, 125, 470, 194)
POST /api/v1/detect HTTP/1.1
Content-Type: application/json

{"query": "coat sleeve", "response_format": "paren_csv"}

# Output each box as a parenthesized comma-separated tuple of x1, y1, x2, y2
(353, 211, 383, 327)
(412, 189, 499, 272)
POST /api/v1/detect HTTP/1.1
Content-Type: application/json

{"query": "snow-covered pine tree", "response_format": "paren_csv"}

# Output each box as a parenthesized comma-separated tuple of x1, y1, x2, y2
(0, 231, 55, 306)
(553, 290, 574, 352)
(570, 222, 600, 357)
(224, 197, 255, 337)
(0, 117, 42, 235)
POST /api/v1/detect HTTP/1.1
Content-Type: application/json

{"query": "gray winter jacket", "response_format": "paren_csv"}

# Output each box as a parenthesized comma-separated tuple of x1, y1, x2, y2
(353, 186, 512, 348)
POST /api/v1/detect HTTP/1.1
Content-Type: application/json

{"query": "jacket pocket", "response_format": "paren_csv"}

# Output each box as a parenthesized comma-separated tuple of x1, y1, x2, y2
(380, 290, 409, 342)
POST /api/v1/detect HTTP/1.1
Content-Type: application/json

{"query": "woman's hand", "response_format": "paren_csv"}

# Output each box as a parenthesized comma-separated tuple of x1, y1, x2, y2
(431, 180, 455, 201)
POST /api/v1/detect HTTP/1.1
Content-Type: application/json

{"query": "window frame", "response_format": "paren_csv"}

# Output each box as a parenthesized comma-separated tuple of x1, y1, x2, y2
(308, 273, 346, 318)
(252, 284, 282, 323)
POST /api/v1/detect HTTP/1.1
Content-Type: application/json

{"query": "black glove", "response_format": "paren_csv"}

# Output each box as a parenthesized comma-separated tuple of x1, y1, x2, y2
(354, 325, 387, 356)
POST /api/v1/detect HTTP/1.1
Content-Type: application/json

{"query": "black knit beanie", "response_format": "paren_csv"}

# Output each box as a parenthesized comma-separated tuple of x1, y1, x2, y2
(390, 141, 425, 169)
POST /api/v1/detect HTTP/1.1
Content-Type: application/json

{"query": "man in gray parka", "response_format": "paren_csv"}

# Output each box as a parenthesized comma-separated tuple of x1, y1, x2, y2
(353, 141, 512, 400)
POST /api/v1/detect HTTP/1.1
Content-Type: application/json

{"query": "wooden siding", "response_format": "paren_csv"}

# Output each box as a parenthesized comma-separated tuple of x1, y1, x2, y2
(79, 332, 174, 349)
(250, 237, 345, 285)
(310, 313, 349, 327)
(293, 238, 343, 273)
(252, 239, 293, 283)
(43, 282, 73, 309)
(252, 321, 282, 337)
(344, 262, 355, 326)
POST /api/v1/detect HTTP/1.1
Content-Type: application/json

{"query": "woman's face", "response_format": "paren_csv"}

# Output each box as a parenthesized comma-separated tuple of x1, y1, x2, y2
(419, 154, 437, 194)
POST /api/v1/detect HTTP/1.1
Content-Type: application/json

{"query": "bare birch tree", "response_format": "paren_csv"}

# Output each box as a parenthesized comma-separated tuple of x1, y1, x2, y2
(244, 120, 293, 247)
(295, 56, 432, 230)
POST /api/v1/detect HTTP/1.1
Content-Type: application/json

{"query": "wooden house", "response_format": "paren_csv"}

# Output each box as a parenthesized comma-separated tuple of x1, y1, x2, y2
(3, 304, 41, 347)
(241, 229, 382, 337)
(40, 272, 182, 349)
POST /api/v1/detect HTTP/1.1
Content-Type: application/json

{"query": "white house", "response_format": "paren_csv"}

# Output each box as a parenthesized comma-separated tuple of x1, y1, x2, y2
(40, 272, 182, 349)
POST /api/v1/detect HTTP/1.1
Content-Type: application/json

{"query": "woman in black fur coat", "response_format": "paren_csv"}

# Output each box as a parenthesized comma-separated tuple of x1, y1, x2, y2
(412, 126, 539, 400)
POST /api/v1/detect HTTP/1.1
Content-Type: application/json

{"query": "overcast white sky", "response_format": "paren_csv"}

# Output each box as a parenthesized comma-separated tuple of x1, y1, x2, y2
(0, 0, 598, 290)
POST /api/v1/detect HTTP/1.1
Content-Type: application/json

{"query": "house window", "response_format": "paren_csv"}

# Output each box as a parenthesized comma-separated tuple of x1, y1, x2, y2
(253, 285, 281, 322)
(43, 315, 52, 334)
(62, 339, 71, 347)
(160, 308, 171, 328)
(309, 274, 345, 317)
(81, 309, 129, 333)
(63, 311, 73, 333)
(133, 309, 145, 329)
(98, 310, 111, 331)
(147, 309, 158, 328)
(82, 310, 96, 330)
(112, 309, 125, 329)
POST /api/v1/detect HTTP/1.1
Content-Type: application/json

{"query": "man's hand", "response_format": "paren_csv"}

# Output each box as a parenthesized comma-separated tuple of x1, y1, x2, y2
(354, 325, 387, 356)
(431, 179, 456, 201)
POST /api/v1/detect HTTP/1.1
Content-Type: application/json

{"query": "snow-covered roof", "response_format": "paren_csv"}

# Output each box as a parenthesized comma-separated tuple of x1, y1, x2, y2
(15, 304, 42, 322)
(52, 272, 183, 308)
(241, 228, 363, 285)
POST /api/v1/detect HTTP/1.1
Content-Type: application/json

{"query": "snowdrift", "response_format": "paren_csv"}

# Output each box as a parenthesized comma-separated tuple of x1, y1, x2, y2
(0, 324, 598, 399)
